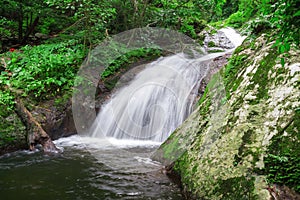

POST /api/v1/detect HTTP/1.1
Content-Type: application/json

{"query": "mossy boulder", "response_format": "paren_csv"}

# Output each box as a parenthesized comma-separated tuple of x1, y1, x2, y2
(152, 33, 300, 199)
(0, 106, 27, 154)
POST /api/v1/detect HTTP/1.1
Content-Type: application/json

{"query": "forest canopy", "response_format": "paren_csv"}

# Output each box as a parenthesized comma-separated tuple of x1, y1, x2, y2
(1, 0, 299, 50)
(0, 0, 299, 103)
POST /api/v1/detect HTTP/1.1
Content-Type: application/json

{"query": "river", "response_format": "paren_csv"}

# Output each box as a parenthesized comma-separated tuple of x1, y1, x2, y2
(0, 135, 182, 200)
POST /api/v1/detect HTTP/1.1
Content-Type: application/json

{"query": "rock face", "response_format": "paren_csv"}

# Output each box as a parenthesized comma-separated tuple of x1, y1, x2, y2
(201, 27, 235, 53)
(0, 111, 27, 155)
(152, 33, 300, 199)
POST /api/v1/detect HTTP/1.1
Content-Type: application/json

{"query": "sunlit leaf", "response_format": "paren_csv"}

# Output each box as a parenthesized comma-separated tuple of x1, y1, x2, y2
(281, 57, 285, 66)
(279, 45, 285, 53)
(293, 10, 300, 17)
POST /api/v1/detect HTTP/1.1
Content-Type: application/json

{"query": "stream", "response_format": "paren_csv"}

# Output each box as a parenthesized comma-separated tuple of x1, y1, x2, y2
(0, 136, 182, 200)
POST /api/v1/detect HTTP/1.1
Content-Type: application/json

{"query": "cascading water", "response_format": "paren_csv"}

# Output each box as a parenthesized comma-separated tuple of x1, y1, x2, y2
(90, 27, 245, 143)
(90, 54, 207, 142)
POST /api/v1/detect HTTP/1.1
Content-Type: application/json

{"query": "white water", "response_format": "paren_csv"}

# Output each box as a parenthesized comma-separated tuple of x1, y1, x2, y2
(90, 54, 206, 142)
(90, 27, 244, 143)
(219, 27, 246, 48)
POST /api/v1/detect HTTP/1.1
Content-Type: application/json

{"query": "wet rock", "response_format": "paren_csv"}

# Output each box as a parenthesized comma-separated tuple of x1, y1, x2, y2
(40, 100, 77, 140)
(34, 33, 49, 39)
(201, 27, 235, 52)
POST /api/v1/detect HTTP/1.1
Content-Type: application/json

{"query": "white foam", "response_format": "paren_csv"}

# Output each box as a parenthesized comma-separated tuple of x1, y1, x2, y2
(220, 27, 246, 48)
(107, 137, 161, 148)
(54, 135, 161, 150)
(134, 156, 161, 166)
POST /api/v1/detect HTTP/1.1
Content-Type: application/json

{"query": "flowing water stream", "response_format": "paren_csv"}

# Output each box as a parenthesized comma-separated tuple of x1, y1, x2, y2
(0, 136, 182, 199)
(0, 28, 244, 199)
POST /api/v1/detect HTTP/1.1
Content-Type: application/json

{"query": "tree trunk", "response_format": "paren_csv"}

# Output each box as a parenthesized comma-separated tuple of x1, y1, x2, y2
(18, 3, 23, 42)
(22, 16, 39, 44)
(14, 97, 58, 153)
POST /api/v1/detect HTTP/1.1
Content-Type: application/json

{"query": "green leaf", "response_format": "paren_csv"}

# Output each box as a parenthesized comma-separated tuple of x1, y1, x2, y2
(285, 43, 291, 52)
(279, 45, 285, 53)
(293, 10, 300, 17)
(281, 58, 285, 66)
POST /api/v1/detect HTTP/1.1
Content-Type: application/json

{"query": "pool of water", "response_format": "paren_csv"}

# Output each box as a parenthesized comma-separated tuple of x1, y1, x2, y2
(0, 136, 183, 200)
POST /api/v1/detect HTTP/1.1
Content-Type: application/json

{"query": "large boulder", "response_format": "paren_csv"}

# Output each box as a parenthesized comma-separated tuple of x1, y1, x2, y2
(152, 33, 300, 199)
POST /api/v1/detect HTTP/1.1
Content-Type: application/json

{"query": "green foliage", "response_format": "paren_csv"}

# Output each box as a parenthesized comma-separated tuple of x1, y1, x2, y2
(238, 0, 260, 20)
(0, 90, 15, 114)
(261, 109, 300, 192)
(149, 0, 207, 38)
(0, 17, 16, 38)
(264, 154, 300, 192)
(225, 11, 245, 28)
(101, 48, 162, 79)
(46, 0, 116, 44)
(0, 41, 86, 100)
(225, 0, 299, 66)
(242, 18, 273, 36)
(268, 0, 300, 65)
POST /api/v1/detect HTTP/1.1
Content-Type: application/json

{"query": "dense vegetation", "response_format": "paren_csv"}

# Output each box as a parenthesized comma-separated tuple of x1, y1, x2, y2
(0, 0, 299, 195)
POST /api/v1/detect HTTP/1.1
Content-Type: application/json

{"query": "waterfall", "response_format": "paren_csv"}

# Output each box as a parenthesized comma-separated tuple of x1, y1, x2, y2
(90, 28, 244, 142)
(91, 53, 206, 142)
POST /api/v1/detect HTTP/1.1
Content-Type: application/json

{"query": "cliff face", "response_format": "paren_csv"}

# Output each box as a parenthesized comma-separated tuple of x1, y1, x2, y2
(152, 33, 300, 199)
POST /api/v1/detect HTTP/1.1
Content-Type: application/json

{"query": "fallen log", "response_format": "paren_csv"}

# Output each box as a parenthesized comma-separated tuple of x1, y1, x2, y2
(14, 97, 58, 153)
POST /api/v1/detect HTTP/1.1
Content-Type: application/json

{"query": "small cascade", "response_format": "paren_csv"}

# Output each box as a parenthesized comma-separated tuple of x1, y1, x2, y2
(90, 27, 244, 142)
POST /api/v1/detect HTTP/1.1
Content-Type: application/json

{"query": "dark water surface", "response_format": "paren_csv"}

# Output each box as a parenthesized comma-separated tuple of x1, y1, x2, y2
(0, 136, 182, 200)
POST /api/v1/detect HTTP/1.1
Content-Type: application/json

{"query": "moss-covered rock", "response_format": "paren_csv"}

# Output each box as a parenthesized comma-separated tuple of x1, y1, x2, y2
(0, 106, 27, 154)
(152, 33, 300, 199)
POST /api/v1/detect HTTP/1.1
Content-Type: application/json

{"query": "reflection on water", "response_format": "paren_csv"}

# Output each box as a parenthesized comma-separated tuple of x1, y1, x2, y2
(0, 136, 182, 200)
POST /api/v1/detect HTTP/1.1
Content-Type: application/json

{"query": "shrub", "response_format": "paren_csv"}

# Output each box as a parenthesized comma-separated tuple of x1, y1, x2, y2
(0, 41, 86, 100)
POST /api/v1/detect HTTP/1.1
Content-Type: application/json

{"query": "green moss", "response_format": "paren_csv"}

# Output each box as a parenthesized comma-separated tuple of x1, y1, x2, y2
(247, 50, 278, 104)
(274, 65, 288, 85)
(101, 48, 162, 79)
(208, 49, 225, 53)
(54, 91, 72, 107)
(199, 95, 211, 116)
(198, 86, 209, 106)
(162, 136, 180, 160)
(0, 110, 26, 151)
(214, 176, 258, 200)
(104, 77, 119, 91)
(229, 115, 239, 125)
(233, 45, 244, 54)
(173, 152, 193, 188)
(224, 54, 248, 99)
(208, 41, 216, 47)
(233, 128, 260, 167)
(197, 73, 223, 115)
(198, 34, 205, 45)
